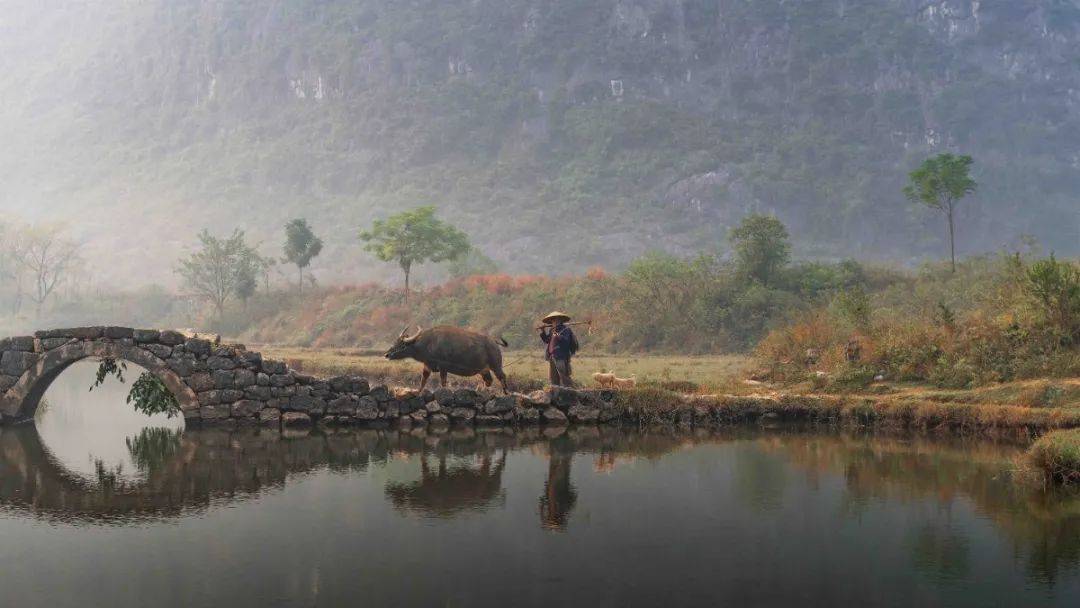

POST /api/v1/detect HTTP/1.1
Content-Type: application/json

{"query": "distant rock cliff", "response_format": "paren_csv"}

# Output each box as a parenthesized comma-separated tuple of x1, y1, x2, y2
(1, 0, 1077, 285)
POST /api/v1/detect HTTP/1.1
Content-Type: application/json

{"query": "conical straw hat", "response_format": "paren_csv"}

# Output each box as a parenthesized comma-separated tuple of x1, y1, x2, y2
(541, 311, 572, 324)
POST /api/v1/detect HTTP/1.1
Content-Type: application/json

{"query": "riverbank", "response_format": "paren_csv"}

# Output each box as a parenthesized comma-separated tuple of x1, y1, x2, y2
(254, 346, 1080, 483)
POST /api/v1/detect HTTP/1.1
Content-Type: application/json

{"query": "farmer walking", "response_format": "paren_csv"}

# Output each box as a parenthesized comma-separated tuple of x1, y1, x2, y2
(539, 311, 579, 387)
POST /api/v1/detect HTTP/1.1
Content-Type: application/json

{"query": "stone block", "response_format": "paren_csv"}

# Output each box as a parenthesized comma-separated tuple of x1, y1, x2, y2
(475, 415, 504, 426)
(200, 405, 230, 420)
(484, 395, 519, 415)
(432, 387, 454, 405)
(281, 412, 312, 427)
(258, 408, 281, 425)
(567, 405, 600, 423)
(39, 337, 71, 351)
(355, 397, 380, 420)
(289, 393, 326, 414)
(0, 375, 19, 392)
(103, 326, 135, 340)
(0, 336, 36, 352)
(239, 350, 262, 369)
(542, 408, 568, 424)
(452, 388, 482, 407)
(1, 351, 38, 376)
(398, 396, 424, 415)
(429, 413, 449, 426)
(256, 373, 270, 386)
(449, 407, 476, 422)
(133, 329, 160, 343)
(550, 387, 580, 410)
(245, 385, 272, 400)
(269, 374, 296, 387)
(212, 369, 234, 389)
(184, 338, 212, 356)
(206, 356, 236, 371)
(270, 386, 297, 398)
(167, 357, 196, 377)
(232, 368, 256, 388)
(231, 400, 265, 418)
(144, 343, 173, 359)
(219, 389, 244, 403)
(158, 330, 186, 345)
(368, 385, 390, 403)
(261, 359, 286, 375)
(515, 406, 540, 423)
(327, 396, 357, 416)
(186, 372, 214, 392)
(69, 327, 105, 340)
(524, 390, 551, 407)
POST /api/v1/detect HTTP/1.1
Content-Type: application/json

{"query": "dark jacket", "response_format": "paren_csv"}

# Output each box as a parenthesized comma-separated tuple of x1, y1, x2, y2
(541, 324, 576, 361)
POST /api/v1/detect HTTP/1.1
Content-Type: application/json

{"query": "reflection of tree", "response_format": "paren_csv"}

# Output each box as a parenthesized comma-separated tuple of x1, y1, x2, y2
(774, 432, 1080, 585)
(540, 437, 577, 531)
(126, 427, 183, 474)
(733, 444, 787, 512)
(385, 451, 507, 517)
(911, 524, 971, 582)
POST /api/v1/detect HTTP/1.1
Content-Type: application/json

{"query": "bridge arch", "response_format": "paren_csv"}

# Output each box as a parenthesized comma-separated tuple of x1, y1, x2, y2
(0, 340, 198, 423)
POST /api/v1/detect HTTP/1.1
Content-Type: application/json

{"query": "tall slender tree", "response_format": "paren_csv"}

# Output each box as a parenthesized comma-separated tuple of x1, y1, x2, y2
(903, 153, 976, 272)
(359, 206, 470, 303)
(282, 218, 323, 296)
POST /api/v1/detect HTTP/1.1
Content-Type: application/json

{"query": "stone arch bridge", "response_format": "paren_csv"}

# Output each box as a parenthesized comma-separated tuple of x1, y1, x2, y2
(0, 326, 639, 429)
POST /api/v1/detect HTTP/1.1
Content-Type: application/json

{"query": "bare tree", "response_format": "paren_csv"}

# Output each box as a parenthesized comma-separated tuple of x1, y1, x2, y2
(12, 224, 81, 318)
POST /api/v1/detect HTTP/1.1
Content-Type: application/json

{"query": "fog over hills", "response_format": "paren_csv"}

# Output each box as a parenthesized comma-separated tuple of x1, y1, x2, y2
(1, 0, 1079, 288)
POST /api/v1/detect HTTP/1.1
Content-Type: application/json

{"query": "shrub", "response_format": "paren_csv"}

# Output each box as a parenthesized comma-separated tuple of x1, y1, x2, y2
(1029, 429, 1080, 484)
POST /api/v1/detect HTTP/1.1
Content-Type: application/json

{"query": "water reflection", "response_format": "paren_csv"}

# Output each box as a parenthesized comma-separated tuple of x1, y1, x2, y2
(2, 382, 1080, 604)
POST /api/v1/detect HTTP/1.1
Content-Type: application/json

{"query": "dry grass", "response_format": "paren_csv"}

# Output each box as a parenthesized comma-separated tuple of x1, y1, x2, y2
(255, 346, 752, 393)
(1029, 429, 1080, 484)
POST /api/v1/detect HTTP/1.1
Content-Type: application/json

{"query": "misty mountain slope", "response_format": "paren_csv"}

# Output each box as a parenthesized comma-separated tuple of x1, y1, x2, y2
(1, 0, 1078, 287)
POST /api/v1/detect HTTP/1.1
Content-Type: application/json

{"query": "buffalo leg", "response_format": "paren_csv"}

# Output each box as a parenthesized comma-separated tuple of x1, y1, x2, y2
(480, 371, 494, 387)
(420, 367, 432, 391)
(440, 371, 448, 387)
(493, 366, 509, 394)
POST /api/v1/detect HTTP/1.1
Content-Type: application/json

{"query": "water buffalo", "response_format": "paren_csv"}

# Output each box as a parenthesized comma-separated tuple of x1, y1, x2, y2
(384, 325, 509, 393)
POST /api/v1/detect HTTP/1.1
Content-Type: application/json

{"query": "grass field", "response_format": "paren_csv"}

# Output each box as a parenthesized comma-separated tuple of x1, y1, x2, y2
(256, 346, 752, 393)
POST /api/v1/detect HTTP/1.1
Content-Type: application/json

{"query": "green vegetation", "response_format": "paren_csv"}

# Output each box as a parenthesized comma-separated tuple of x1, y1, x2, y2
(283, 219, 324, 295)
(91, 358, 182, 418)
(757, 252, 1080, 390)
(176, 229, 264, 327)
(1030, 429, 1080, 484)
(359, 206, 471, 303)
(903, 154, 977, 272)
(5, 1, 1080, 287)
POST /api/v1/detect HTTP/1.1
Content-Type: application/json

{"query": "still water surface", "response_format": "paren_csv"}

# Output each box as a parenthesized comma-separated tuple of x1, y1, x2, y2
(0, 362, 1078, 607)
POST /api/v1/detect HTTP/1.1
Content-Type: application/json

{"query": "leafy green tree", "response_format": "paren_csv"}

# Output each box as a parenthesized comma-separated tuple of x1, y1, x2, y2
(730, 214, 791, 286)
(1024, 254, 1080, 342)
(446, 247, 499, 278)
(903, 153, 976, 272)
(283, 218, 323, 295)
(359, 206, 470, 303)
(176, 229, 259, 325)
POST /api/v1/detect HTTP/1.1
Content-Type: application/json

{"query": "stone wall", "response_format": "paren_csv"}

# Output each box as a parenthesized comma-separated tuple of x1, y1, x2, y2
(0, 326, 629, 429)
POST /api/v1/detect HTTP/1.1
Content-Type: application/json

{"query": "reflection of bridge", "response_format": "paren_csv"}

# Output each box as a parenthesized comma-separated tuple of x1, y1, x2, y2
(0, 424, 683, 526)
(0, 326, 628, 428)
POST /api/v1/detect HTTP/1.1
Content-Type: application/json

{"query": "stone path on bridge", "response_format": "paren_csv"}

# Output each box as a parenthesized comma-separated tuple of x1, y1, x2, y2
(0, 326, 633, 428)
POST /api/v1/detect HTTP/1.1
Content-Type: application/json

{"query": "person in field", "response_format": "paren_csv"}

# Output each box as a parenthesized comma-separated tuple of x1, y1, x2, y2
(539, 311, 579, 387)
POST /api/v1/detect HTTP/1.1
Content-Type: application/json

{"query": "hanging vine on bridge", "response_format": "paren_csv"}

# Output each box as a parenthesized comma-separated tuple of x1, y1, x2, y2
(92, 358, 181, 418)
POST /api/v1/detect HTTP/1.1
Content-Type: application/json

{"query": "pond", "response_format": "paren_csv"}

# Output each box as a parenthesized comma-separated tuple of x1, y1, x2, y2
(0, 362, 1078, 607)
